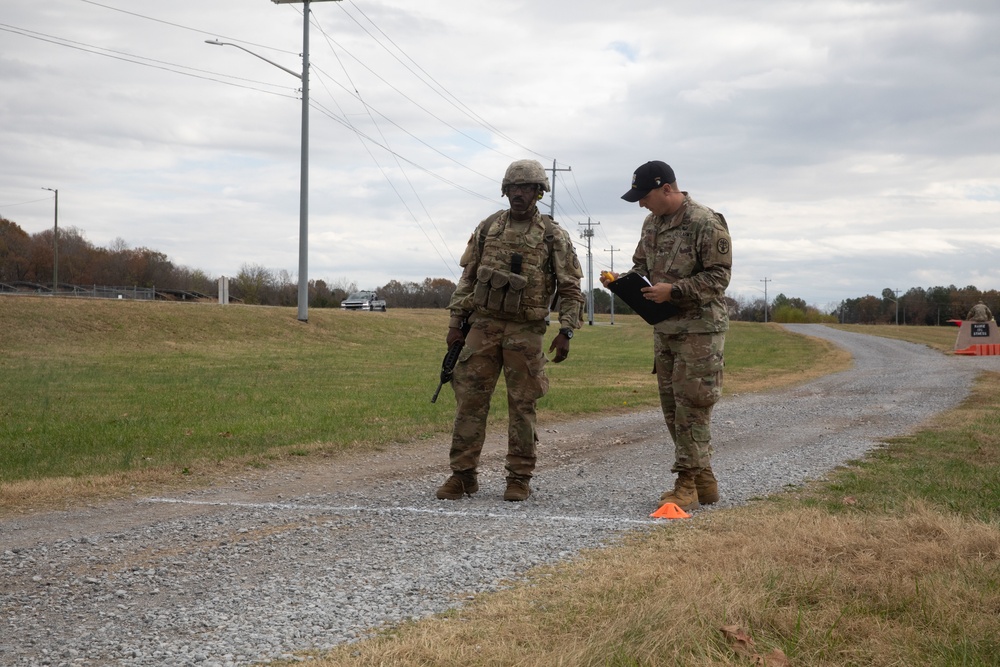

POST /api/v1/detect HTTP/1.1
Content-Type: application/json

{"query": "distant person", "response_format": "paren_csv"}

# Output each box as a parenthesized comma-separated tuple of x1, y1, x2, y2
(967, 301, 993, 323)
(436, 159, 585, 502)
(602, 160, 732, 511)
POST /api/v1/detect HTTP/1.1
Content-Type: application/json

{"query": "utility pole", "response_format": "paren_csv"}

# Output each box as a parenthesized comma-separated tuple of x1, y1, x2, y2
(579, 219, 600, 325)
(604, 245, 620, 325)
(546, 160, 571, 219)
(760, 277, 771, 323)
(42, 187, 58, 292)
(882, 287, 902, 325)
(211, 0, 340, 321)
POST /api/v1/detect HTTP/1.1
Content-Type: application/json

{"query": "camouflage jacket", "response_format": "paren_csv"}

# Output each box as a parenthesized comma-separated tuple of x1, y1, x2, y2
(627, 194, 732, 334)
(448, 208, 584, 329)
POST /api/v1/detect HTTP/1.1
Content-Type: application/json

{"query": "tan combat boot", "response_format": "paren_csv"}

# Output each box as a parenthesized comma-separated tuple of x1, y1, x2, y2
(435, 470, 478, 500)
(695, 466, 720, 505)
(658, 471, 700, 511)
(503, 477, 531, 502)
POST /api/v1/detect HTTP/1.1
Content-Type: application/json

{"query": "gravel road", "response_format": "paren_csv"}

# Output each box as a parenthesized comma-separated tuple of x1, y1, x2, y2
(3, 325, 999, 666)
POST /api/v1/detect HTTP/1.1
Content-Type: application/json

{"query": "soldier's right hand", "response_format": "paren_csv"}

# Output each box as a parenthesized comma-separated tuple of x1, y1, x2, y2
(446, 326, 466, 347)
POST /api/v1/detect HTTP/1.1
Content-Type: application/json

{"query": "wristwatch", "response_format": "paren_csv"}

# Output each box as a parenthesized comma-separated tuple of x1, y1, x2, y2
(558, 327, 574, 340)
(670, 285, 683, 300)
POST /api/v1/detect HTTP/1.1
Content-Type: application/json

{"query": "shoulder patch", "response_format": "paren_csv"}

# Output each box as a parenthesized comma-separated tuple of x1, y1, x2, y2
(717, 238, 731, 255)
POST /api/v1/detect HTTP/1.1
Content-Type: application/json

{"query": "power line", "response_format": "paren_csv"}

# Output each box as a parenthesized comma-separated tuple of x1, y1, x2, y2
(310, 63, 497, 187)
(1, 18, 498, 206)
(339, 0, 554, 163)
(0, 23, 299, 96)
(78, 0, 299, 55)
(9, 3, 586, 283)
(311, 12, 458, 276)
(8, 5, 571, 211)
(307, 27, 521, 165)
(0, 196, 53, 209)
(565, 167, 592, 219)
(308, 100, 491, 201)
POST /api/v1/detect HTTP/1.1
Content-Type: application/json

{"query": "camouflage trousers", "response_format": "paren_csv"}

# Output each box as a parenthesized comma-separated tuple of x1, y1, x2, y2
(654, 331, 725, 473)
(449, 317, 549, 479)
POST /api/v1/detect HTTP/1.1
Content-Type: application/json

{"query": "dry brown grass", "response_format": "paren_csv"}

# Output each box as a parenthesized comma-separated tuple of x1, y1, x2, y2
(313, 501, 1000, 667)
(0, 471, 178, 513)
(0, 439, 372, 517)
(0, 460, 239, 515)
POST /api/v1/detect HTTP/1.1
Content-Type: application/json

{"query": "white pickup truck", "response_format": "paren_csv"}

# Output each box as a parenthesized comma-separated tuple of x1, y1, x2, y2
(340, 290, 387, 311)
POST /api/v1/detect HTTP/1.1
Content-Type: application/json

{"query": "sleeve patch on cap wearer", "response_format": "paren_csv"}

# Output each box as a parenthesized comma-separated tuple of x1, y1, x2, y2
(717, 238, 731, 255)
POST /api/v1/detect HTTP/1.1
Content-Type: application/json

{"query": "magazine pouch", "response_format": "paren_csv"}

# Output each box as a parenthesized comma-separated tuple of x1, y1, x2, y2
(487, 271, 510, 312)
(504, 273, 527, 314)
(473, 265, 493, 307)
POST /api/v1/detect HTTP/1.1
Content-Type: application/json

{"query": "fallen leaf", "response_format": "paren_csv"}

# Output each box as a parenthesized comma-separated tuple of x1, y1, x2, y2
(720, 625, 755, 656)
(721, 626, 790, 665)
(761, 648, 790, 666)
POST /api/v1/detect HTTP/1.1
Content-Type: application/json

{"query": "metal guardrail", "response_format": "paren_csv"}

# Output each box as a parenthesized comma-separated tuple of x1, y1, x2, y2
(87, 285, 157, 300)
(0, 283, 157, 300)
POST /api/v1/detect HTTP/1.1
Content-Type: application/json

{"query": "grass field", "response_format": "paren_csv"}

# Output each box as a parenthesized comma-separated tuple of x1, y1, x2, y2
(1, 297, 846, 495)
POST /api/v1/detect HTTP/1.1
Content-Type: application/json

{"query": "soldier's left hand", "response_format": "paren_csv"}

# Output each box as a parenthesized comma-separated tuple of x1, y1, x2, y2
(549, 334, 570, 363)
(446, 326, 466, 347)
(641, 282, 673, 303)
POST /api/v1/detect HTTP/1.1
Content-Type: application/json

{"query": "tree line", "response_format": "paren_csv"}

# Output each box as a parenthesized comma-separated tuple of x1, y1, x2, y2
(834, 286, 998, 325)
(2, 217, 994, 322)
(0, 216, 356, 306)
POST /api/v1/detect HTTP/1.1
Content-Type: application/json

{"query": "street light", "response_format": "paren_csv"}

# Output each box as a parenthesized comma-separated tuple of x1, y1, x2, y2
(206, 0, 340, 322)
(41, 187, 58, 292)
(204, 40, 301, 79)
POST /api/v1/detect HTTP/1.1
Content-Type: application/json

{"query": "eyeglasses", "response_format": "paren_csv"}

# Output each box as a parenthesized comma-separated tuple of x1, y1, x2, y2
(507, 183, 538, 194)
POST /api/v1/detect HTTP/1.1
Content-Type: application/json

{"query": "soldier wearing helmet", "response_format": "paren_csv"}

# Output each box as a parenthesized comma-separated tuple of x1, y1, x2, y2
(501, 159, 551, 197)
(436, 159, 584, 502)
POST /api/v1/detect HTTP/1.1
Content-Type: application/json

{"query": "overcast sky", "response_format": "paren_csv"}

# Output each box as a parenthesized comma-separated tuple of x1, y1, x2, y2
(2, 0, 998, 310)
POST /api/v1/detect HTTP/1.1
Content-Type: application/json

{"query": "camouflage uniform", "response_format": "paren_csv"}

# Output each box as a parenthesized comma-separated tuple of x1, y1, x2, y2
(446, 208, 584, 480)
(628, 194, 732, 474)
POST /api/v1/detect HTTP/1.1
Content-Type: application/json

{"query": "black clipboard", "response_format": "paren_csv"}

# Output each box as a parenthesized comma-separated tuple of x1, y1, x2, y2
(607, 273, 680, 325)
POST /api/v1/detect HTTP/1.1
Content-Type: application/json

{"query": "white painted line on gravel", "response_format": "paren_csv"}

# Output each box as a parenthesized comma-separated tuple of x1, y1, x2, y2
(143, 497, 663, 526)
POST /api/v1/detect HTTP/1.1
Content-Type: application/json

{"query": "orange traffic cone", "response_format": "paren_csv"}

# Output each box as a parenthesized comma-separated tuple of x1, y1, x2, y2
(650, 502, 691, 519)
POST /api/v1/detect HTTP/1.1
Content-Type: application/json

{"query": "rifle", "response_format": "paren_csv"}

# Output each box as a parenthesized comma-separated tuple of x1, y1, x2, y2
(432, 253, 518, 402)
(431, 320, 472, 403)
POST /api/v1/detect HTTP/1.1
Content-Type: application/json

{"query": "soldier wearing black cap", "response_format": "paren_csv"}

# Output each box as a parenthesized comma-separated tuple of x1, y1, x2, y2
(602, 160, 732, 511)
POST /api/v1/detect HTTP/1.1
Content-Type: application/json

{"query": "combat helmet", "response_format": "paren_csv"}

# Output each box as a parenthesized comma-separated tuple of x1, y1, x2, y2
(501, 159, 551, 196)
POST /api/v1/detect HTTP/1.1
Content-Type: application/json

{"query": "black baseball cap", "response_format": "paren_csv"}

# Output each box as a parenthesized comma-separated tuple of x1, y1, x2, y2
(621, 161, 676, 202)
